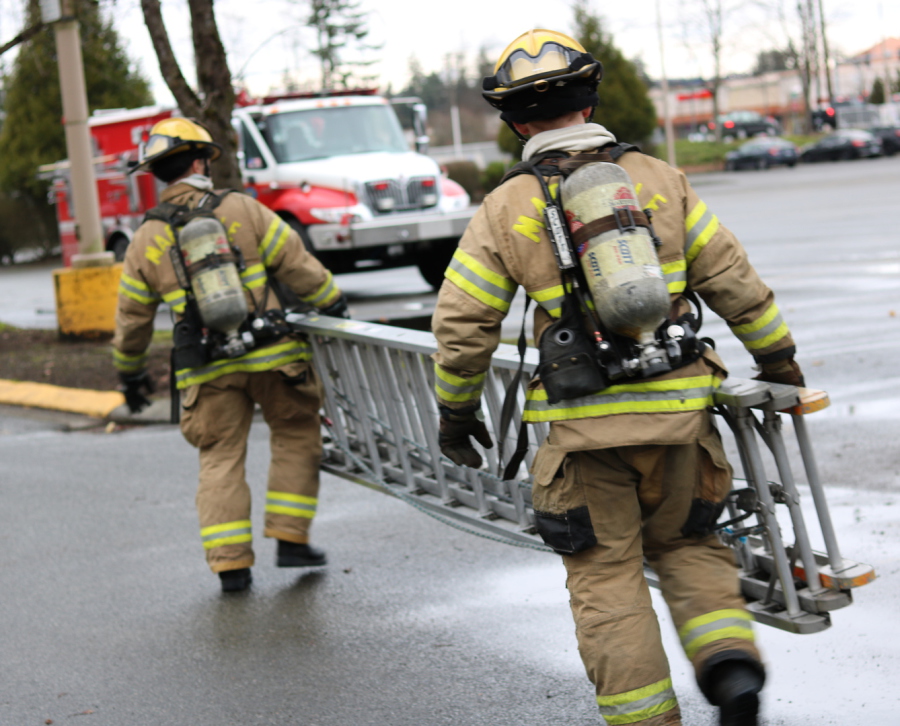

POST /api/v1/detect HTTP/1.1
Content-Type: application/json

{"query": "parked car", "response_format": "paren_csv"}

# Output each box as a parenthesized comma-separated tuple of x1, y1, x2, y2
(799, 129, 882, 162)
(870, 126, 900, 156)
(724, 137, 799, 170)
(709, 110, 780, 141)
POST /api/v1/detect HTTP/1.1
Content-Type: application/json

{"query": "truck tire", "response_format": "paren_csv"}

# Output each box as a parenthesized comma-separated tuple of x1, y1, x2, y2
(285, 217, 316, 255)
(417, 238, 457, 290)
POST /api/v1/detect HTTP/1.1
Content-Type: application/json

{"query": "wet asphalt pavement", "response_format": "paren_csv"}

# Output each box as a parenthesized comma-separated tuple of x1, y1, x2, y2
(3, 155, 900, 725)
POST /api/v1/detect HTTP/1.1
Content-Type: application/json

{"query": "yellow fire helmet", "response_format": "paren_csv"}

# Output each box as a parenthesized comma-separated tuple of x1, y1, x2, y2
(482, 29, 603, 124)
(130, 117, 222, 174)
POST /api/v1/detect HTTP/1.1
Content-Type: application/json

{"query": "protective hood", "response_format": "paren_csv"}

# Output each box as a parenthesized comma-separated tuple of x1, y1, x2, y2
(522, 123, 617, 162)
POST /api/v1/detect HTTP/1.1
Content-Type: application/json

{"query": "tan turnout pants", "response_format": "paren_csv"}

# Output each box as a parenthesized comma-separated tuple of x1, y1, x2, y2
(179, 363, 323, 573)
(531, 420, 761, 726)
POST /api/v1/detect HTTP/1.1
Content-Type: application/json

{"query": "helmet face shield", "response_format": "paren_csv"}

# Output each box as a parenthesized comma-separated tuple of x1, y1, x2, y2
(494, 42, 583, 88)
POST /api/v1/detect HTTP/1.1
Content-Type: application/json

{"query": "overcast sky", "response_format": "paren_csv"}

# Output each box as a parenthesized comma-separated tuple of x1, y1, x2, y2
(1, 0, 897, 107)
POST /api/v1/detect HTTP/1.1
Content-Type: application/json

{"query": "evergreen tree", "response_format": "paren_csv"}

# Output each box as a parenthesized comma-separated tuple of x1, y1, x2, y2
(572, 0, 657, 145)
(0, 0, 152, 198)
(306, 0, 379, 89)
(870, 78, 886, 105)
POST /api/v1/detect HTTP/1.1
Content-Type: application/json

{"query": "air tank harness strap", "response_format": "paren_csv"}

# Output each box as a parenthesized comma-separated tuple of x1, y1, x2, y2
(570, 209, 653, 248)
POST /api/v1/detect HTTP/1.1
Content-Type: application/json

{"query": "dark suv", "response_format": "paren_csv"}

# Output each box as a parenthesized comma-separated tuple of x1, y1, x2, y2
(709, 111, 780, 140)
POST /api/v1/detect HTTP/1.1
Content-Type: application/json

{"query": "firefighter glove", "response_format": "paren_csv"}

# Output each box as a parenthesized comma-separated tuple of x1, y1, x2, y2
(754, 357, 805, 387)
(439, 404, 493, 469)
(320, 295, 350, 319)
(119, 371, 155, 414)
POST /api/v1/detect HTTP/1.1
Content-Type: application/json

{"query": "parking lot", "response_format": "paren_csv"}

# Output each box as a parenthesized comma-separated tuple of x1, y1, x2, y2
(2, 153, 900, 725)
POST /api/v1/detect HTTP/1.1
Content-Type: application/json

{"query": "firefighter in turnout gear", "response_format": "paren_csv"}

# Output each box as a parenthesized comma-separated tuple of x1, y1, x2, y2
(113, 118, 348, 593)
(432, 30, 804, 726)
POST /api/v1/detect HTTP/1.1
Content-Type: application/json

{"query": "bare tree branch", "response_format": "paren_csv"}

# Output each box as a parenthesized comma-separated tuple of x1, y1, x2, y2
(139, 0, 201, 116)
(139, 0, 241, 188)
(0, 22, 44, 57)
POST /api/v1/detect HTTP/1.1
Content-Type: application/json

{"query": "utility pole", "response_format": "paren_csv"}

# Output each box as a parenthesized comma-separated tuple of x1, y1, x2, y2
(42, 0, 119, 339)
(656, 0, 676, 167)
(41, 0, 110, 267)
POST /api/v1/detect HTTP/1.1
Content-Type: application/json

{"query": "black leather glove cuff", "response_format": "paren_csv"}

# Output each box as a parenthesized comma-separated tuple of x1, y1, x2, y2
(320, 296, 349, 319)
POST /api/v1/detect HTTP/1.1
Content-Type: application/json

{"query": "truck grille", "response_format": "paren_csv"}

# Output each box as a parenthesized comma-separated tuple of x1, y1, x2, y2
(365, 176, 438, 213)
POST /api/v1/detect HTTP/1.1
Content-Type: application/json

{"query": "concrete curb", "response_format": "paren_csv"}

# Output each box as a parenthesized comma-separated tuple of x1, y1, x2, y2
(0, 379, 172, 424)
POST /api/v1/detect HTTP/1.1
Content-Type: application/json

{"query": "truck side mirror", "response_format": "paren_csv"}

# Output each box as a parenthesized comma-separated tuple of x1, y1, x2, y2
(413, 103, 429, 154)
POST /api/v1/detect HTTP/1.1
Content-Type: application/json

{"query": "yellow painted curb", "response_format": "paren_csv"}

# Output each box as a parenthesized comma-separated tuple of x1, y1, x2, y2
(0, 379, 125, 418)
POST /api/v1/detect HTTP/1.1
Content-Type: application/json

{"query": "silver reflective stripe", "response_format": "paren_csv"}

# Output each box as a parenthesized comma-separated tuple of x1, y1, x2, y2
(200, 527, 252, 543)
(528, 286, 565, 318)
(266, 496, 317, 516)
(175, 341, 311, 387)
(446, 253, 516, 313)
(240, 264, 267, 289)
(260, 219, 290, 266)
(663, 265, 687, 292)
(597, 687, 678, 723)
(524, 382, 717, 416)
(434, 367, 485, 402)
(119, 274, 160, 305)
(733, 311, 785, 344)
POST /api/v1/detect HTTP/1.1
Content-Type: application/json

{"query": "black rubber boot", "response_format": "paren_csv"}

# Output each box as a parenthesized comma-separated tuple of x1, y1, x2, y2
(708, 660, 764, 726)
(219, 567, 252, 593)
(276, 541, 327, 568)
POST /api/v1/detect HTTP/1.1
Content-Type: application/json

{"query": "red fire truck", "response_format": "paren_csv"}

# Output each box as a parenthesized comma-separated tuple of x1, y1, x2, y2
(41, 91, 474, 287)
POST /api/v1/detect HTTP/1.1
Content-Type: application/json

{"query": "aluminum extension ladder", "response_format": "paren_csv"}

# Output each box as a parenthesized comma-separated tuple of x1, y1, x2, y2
(287, 313, 875, 635)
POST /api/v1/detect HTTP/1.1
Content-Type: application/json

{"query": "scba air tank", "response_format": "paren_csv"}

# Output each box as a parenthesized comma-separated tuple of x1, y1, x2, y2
(561, 162, 670, 348)
(178, 216, 248, 358)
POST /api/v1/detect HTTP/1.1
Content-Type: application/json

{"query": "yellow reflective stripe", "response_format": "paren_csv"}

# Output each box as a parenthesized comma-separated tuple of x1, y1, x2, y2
(597, 677, 679, 725)
(200, 519, 252, 550)
(684, 201, 720, 265)
(742, 321, 789, 350)
(529, 285, 565, 317)
(679, 609, 755, 659)
(302, 271, 341, 308)
(730, 303, 790, 350)
(523, 375, 721, 423)
(118, 273, 160, 305)
(445, 248, 516, 313)
(240, 263, 268, 290)
(661, 259, 687, 294)
(175, 340, 311, 389)
(113, 349, 148, 373)
(434, 364, 486, 403)
(259, 218, 290, 267)
(162, 289, 187, 314)
(731, 303, 780, 335)
(265, 491, 318, 519)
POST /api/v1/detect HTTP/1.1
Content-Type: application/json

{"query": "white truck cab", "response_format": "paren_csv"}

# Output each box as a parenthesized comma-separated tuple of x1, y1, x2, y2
(232, 90, 474, 287)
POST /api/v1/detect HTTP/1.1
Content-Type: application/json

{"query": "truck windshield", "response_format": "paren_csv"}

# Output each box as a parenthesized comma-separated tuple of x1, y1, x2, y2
(262, 105, 409, 163)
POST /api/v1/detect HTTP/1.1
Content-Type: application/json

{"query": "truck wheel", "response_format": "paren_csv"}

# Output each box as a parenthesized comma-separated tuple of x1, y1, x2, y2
(417, 239, 457, 290)
(285, 217, 316, 255)
(110, 235, 130, 262)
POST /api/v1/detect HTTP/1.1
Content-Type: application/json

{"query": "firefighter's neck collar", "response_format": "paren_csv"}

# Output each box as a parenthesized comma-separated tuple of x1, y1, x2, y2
(175, 173, 214, 191)
(522, 123, 616, 162)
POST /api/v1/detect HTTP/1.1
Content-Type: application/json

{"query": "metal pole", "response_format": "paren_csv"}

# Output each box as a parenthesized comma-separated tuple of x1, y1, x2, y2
(656, 0, 677, 167)
(50, 0, 111, 267)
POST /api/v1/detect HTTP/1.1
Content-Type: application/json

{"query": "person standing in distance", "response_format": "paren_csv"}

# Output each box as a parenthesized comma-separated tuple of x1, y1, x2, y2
(431, 29, 804, 726)
(113, 118, 349, 593)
